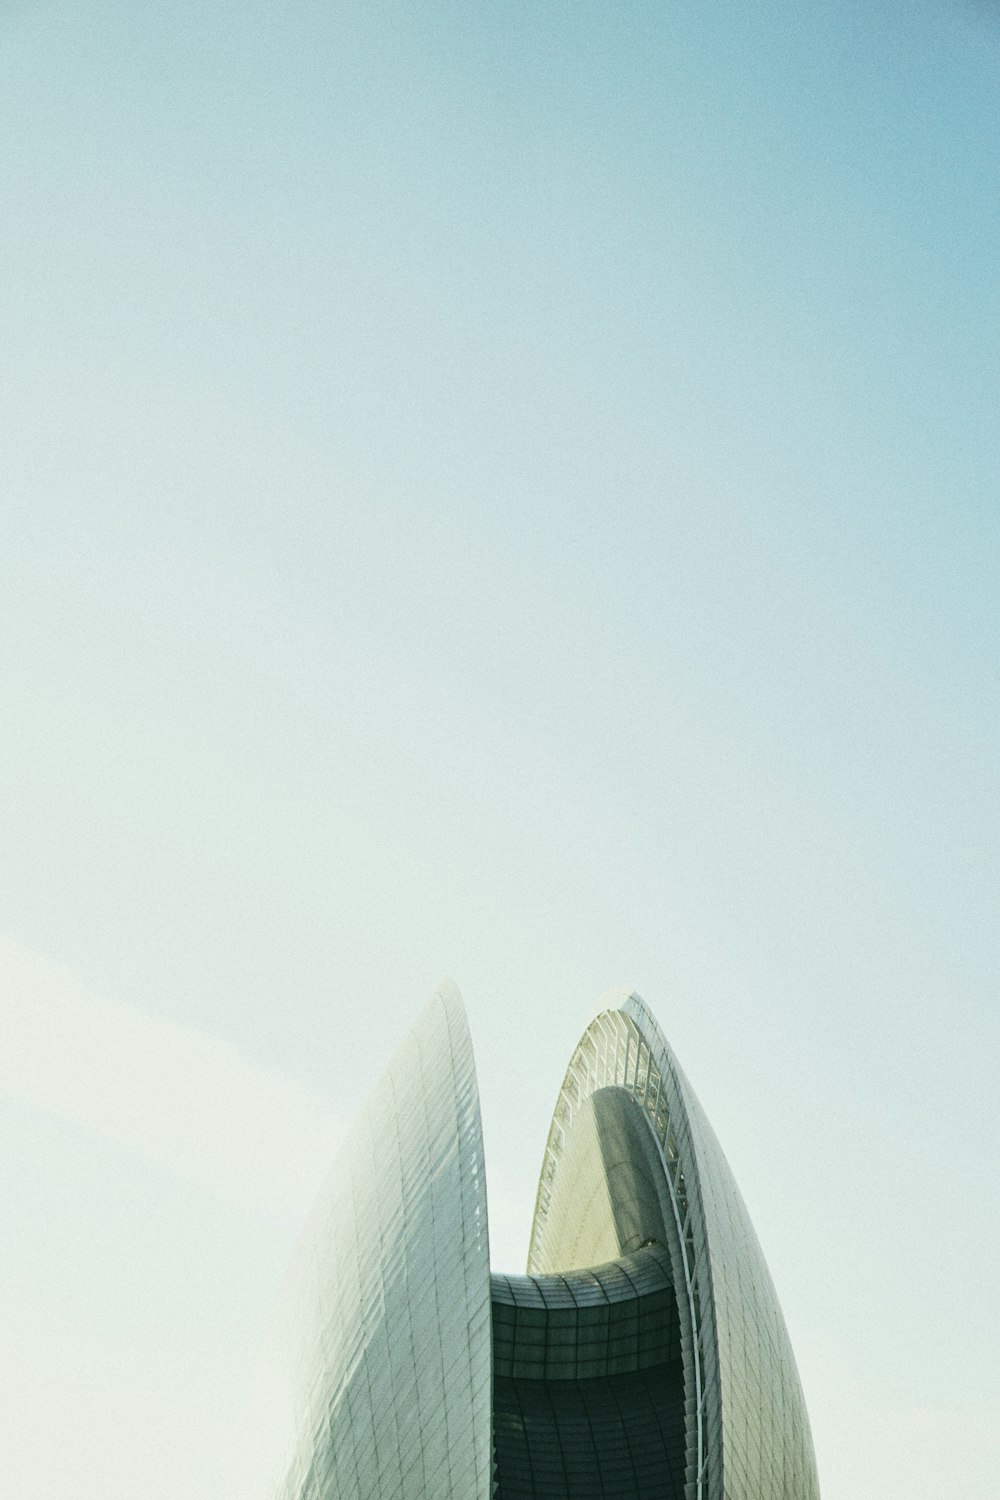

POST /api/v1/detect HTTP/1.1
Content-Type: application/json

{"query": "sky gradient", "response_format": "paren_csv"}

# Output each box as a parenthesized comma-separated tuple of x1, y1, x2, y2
(2, 3, 999, 1497)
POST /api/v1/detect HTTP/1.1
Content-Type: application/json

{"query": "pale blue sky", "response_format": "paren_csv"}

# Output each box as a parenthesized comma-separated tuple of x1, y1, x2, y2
(2, 2, 998, 1496)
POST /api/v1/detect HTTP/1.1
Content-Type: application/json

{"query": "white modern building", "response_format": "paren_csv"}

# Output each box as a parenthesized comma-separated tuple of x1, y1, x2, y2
(276, 984, 819, 1500)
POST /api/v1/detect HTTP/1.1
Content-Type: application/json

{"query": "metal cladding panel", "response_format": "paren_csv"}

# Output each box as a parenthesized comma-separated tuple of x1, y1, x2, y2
(528, 991, 819, 1500)
(278, 984, 492, 1500)
(491, 1247, 687, 1500)
(654, 1042, 819, 1500)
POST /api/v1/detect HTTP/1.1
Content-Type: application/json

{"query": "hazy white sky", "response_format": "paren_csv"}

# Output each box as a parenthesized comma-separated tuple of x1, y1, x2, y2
(2, 2, 998, 1497)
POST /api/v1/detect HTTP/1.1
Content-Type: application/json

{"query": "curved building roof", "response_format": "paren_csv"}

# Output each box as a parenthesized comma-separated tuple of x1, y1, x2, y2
(277, 983, 492, 1500)
(277, 986, 819, 1500)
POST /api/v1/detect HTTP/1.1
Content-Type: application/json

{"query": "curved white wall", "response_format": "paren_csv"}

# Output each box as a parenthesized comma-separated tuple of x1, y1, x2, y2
(278, 983, 492, 1500)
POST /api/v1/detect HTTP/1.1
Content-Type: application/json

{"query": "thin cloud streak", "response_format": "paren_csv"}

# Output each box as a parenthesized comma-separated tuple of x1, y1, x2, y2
(0, 935, 343, 1220)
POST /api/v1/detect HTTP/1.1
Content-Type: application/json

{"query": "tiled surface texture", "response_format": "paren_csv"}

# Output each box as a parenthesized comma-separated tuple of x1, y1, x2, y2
(491, 1247, 686, 1499)
(276, 984, 491, 1500)
(277, 987, 819, 1500)
(528, 992, 820, 1500)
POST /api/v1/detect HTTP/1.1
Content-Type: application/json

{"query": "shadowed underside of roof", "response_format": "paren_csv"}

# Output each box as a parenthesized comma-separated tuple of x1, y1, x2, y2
(276, 986, 820, 1500)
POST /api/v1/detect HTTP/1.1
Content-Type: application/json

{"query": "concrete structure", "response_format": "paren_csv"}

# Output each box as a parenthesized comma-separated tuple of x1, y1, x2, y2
(276, 984, 819, 1500)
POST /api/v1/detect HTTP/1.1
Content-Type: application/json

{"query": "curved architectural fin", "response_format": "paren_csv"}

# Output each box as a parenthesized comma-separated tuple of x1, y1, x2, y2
(527, 991, 819, 1500)
(279, 986, 819, 1500)
(279, 983, 492, 1500)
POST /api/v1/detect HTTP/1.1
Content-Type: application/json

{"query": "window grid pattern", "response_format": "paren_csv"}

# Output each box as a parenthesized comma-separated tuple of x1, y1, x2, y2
(275, 986, 818, 1500)
(275, 984, 492, 1500)
(527, 992, 819, 1500)
(493, 1367, 686, 1500)
(491, 1244, 677, 1382)
(491, 1246, 685, 1500)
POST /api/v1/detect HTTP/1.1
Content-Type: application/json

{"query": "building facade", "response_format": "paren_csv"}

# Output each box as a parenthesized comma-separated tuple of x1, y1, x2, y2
(276, 985, 819, 1500)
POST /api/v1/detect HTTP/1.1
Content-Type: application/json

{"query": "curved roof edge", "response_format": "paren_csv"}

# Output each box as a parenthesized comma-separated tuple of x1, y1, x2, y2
(528, 991, 819, 1500)
(277, 982, 493, 1500)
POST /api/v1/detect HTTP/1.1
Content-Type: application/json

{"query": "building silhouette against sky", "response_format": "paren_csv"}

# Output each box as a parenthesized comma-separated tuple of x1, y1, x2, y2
(276, 986, 819, 1500)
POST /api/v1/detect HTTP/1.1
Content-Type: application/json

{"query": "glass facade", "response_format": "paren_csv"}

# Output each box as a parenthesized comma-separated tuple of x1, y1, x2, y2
(276, 987, 819, 1500)
(491, 1246, 686, 1499)
(276, 984, 492, 1500)
(528, 993, 819, 1500)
